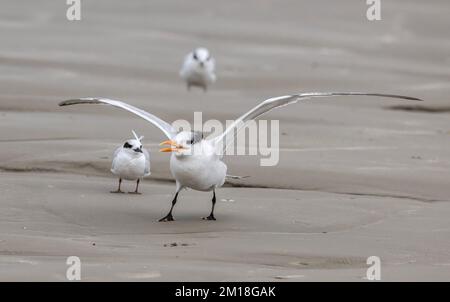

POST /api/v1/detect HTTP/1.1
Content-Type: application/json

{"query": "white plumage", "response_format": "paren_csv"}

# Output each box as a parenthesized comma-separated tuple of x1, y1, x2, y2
(110, 130, 150, 194)
(180, 47, 216, 91)
(168, 132, 227, 192)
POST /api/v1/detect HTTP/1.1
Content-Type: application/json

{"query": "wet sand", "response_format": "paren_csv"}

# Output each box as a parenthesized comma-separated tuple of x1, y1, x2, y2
(0, 0, 449, 281)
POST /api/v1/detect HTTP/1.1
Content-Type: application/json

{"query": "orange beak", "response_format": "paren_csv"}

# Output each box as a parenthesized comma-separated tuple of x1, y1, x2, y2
(159, 140, 185, 152)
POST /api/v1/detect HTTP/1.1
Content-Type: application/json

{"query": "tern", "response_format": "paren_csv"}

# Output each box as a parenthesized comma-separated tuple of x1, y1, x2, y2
(180, 47, 216, 91)
(59, 92, 422, 221)
(110, 130, 151, 194)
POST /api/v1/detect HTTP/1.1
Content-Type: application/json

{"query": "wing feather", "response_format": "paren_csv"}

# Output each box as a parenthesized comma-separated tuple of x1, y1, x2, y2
(59, 97, 176, 139)
(212, 92, 423, 154)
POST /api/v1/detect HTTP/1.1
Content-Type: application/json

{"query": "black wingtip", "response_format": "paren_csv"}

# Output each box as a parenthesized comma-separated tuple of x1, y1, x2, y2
(58, 99, 81, 106)
(378, 94, 424, 102)
(395, 95, 424, 102)
(59, 98, 101, 106)
(357, 93, 424, 102)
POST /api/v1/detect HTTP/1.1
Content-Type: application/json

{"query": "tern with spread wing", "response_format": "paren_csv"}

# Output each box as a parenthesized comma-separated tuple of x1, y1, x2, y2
(59, 92, 422, 221)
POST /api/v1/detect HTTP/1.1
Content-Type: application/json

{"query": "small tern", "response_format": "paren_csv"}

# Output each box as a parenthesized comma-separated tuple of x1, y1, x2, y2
(110, 130, 150, 194)
(59, 92, 422, 221)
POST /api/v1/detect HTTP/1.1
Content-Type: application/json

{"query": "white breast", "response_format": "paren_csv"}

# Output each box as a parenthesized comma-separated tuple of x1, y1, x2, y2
(111, 149, 147, 181)
(180, 58, 216, 87)
(169, 142, 227, 191)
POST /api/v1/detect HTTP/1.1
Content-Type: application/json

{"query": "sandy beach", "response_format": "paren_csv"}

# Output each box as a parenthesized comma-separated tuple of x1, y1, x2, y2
(0, 0, 449, 281)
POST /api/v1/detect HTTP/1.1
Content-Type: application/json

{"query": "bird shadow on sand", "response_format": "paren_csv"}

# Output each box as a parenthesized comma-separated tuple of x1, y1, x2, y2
(386, 104, 450, 113)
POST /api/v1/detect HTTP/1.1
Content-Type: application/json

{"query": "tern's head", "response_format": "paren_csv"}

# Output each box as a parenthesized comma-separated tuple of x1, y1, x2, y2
(192, 48, 212, 68)
(159, 131, 203, 156)
(123, 139, 143, 154)
(122, 130, 144, 155)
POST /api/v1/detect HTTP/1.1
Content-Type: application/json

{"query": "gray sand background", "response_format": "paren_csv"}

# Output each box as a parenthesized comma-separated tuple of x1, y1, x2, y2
(0, 0, 449, 281)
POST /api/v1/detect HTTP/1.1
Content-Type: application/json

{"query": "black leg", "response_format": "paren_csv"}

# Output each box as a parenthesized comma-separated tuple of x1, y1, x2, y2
(110, 178, 124, 193)
(129, 179, 141, 194)
(202, 190, 217, 221)
(158, 192, 179, 222)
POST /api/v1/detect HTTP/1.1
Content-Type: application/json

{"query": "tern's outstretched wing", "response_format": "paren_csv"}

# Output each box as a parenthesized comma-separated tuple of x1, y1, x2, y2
(211, 92, 423, 155)
(59, 98, 176, 139)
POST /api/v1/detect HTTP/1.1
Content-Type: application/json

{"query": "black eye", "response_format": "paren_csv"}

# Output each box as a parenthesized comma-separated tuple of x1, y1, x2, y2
(190, 139, 194, 144)
(123, 142, 132, 149)
(193, 52, 198, 60)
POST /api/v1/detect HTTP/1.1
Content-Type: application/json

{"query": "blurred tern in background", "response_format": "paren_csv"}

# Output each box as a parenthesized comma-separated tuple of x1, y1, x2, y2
(110, 130, 151, 194)
(59, 92, 422, 221)
(180, 47, 216, 91)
